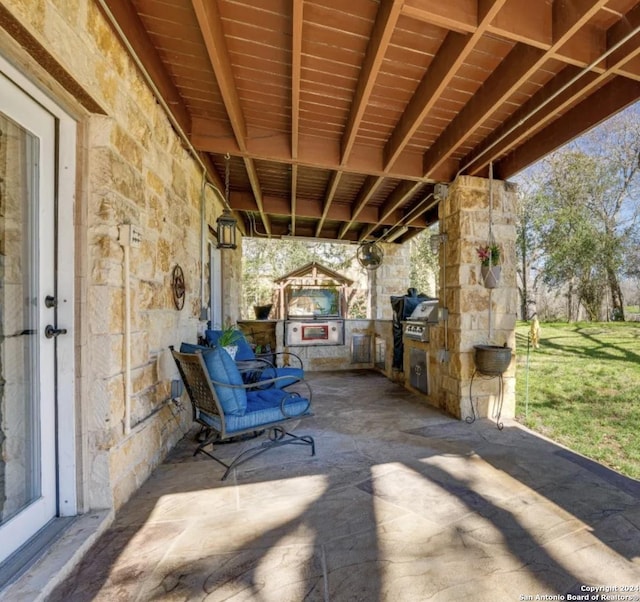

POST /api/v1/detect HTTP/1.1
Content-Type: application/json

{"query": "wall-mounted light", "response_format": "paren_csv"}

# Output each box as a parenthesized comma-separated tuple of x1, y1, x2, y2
(429, 233, 448, 254)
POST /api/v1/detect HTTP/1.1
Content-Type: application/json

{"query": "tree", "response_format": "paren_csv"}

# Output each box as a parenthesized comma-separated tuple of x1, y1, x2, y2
(518, 103, 640, 321)
(409, 227, 439, 297)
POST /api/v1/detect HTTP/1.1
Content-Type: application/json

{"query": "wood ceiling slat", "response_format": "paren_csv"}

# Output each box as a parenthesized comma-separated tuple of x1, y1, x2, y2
(112, 0, 640, 243)
(340, 0, 404, 164)
(498, 76, 640, 177)
(423, 43, 546, 177)
(461, 4, 640, 177)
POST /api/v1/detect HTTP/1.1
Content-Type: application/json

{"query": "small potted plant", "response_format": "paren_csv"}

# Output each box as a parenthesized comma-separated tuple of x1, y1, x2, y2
(476, 243, 501, 288)
(217, 321, 242, 359)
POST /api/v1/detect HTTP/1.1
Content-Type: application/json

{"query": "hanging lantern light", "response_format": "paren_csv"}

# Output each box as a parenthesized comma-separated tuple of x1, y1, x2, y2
(216, 208, 237, 249)
(217, 153, 237, 249)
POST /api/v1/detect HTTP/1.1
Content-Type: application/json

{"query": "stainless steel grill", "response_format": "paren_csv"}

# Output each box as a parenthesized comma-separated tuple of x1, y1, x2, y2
(403, 300, 438, 342)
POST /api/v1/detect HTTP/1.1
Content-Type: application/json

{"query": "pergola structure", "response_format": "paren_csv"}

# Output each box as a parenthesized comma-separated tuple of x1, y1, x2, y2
(101, 0, 640, 243)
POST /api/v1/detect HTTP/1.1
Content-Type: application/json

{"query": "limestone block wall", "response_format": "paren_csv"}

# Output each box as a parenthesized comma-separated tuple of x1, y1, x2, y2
(432, 176, 518, 420)
(1, 0, 243, 511)
(369, 242, 410, 320)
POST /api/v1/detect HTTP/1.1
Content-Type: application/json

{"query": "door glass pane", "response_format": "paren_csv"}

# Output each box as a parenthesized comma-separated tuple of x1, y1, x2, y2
(0, 112, 41, 526)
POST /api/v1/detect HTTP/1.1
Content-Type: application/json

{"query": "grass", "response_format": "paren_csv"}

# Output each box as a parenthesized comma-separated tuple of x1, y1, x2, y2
(515, 321, 640, 480)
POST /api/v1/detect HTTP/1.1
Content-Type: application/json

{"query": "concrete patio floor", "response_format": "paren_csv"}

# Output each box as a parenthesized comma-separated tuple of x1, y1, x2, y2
(49, 370, 640, 601)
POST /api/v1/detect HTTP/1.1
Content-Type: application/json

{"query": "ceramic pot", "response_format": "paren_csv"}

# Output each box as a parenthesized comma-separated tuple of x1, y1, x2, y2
(223, 345, 238, 360)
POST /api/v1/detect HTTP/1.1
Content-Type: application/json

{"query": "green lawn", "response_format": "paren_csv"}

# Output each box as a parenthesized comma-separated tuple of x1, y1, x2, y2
(515, 321, 640, 480)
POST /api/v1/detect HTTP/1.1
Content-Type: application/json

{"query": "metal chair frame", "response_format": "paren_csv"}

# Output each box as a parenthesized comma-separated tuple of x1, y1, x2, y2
(171, 347, 315, 480)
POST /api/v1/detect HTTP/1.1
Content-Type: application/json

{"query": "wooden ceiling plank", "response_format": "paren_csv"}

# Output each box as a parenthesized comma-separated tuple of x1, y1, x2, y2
(338, 176, 384, 239)
(315, 171, 343, 236)
(341, 0, 404, 163)
(422, 43, 545, 177)
(606, 3, 640, 69)
(553, 0, 605, 44)
(460, 5, 640, 177)
(101, 0, 191, 134)
(359, 180, 423, 241)
(191, 117, 441, 182)
(401, 0, 476, 33)
(385, 0, 508, 171)
(460, 66, 590, 175)
(191, 0, 248, 150)
(424, 0, 613, 179)
(292, 0, 303, 160)
(497, 76, 640, 178)
(383, 31, 473, 169)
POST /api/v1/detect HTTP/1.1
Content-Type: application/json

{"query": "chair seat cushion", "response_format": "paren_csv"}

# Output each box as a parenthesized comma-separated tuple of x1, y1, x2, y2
(181, 343, 246, 416)
(198, 388, 310, 434)
(258, 367, 304, 389)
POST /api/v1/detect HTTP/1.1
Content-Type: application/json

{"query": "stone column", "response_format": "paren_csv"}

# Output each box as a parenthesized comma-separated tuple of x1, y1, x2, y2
(369, 242, 410, 320)
(434, 175, 518, 420)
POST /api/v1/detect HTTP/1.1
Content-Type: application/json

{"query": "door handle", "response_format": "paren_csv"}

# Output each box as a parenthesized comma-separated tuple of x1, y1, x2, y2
(45, 325, 68, 339)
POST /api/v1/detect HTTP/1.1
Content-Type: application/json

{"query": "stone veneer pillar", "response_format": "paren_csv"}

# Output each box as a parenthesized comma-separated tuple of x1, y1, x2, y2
(433, 175, 518, 420)
(369, 242, 411, 320)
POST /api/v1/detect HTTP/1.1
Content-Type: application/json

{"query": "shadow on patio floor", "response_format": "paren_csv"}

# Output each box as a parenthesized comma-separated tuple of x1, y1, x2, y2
(50, 370, 640, 601)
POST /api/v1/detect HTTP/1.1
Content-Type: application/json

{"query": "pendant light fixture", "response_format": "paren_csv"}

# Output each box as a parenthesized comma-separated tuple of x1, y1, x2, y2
(217, 153, 237, 249)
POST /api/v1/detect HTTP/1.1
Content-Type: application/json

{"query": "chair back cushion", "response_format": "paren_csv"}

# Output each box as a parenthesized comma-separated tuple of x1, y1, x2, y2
(204, 329, 255, 361)
(180, 343, 247, 416)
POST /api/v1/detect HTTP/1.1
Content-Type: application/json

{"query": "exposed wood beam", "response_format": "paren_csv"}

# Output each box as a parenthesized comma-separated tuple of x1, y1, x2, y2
(460, 66, 592, 176)
(496, 76, 640, 178)
(191, 0, 270, 234)
(341, 0, 403, 163)
(291, 0, 303, 160)
(552, 0, 603, 43)
(290, 164, 298, 236)
(460, 7, 640, 177)
(338, 176, 385, 239)
(100, 0, 190, 130)
(191, 0, 247, 148)
(401, 0, 476, 34)
(385, 0, 507, 170)
(423, 0, 612, 178)
(404, 0, 637, 78)
(233, 191, 404, 227)
(383, 31, 472, 170)
(191, 118, 452, 182)
(315, 171, 343, 237)
(359, 180, 423, 241)
(243, 156, 272, 235)
(423, 43, 545, 177)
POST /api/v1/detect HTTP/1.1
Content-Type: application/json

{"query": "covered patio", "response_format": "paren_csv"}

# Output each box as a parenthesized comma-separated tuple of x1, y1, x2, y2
(11, 370, 639, 600)
(2, 0, 640, 594)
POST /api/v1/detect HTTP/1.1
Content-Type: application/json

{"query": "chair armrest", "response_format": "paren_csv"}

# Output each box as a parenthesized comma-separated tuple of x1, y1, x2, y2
(209, 373, 307, 393)
(257, 350, 304, 369)
(235, 358, 275, 373)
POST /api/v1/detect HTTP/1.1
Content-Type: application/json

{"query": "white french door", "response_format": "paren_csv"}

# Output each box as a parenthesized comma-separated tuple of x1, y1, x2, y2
(0, 71, 59, 564)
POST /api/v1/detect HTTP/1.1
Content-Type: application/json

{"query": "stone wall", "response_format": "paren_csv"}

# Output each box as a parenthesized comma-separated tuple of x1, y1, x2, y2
(431, 176, 518, 420)
(369, 242, 411, 320)
(1, 0, 242, 511)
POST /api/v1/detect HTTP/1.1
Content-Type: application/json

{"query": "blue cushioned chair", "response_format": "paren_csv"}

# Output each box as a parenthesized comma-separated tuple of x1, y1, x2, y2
(171, 346, 315, 480)
(204, 329, 304, 389)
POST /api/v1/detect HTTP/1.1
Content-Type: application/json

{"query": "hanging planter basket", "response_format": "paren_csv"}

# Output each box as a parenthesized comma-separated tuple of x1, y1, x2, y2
(474, 344, 512, 376)
(481, 265, 501, 289)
